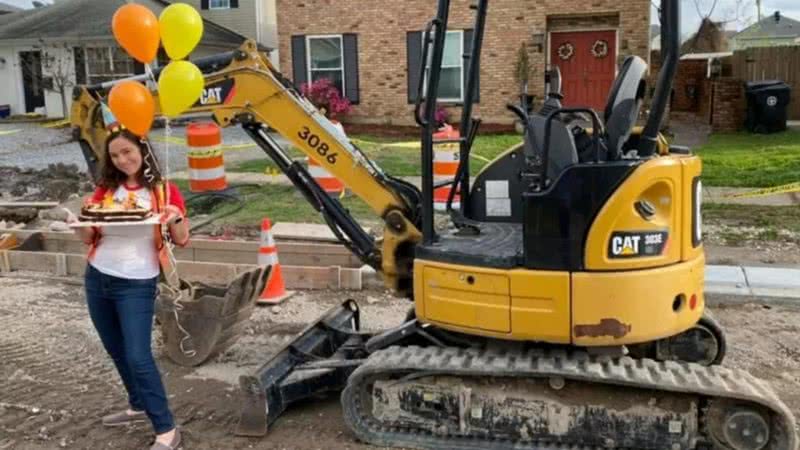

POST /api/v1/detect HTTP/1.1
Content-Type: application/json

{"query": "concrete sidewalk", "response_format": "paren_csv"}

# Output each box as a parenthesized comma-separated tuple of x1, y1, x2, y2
(706, 264, 800, 299)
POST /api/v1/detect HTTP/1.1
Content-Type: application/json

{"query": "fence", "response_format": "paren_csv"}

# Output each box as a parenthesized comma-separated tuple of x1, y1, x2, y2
(731, 46, 800, 120)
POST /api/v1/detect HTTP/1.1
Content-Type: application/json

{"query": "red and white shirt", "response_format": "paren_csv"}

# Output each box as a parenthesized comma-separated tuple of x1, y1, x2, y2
(88, 182, 186, 280)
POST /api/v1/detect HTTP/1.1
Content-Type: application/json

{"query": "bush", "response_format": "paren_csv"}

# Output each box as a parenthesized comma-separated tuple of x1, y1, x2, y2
(300, 78, 351, 120)
(434, 104, 450, 128)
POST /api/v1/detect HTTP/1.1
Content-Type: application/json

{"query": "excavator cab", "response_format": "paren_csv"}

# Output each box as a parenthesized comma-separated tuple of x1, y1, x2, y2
(69, 0, 798, 447)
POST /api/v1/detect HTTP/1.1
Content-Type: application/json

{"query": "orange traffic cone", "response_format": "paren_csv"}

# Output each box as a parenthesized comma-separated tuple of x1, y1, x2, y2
(258, 218, 293, 305)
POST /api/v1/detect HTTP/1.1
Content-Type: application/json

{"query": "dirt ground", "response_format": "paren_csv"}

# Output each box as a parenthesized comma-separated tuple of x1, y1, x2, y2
(1, 273, 799, 450)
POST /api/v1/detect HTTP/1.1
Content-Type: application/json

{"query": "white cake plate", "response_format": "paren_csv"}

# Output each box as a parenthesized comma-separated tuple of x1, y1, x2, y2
(68, 216, 161, 228)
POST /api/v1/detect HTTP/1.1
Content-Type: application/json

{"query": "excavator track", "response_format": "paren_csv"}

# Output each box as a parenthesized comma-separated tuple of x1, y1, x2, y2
(342, 345, 797, 450)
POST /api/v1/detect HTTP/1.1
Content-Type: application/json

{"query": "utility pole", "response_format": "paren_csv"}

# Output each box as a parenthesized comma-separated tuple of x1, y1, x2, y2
(756, 0, 762, 21)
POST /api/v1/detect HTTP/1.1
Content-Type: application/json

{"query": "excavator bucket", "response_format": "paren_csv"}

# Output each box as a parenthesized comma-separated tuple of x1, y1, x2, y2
(236, 299, 365, 437)
(156, 266, 270, 367)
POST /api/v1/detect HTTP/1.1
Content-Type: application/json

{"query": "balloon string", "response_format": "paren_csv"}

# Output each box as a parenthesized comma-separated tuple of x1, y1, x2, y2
(145, 61, 193, 357)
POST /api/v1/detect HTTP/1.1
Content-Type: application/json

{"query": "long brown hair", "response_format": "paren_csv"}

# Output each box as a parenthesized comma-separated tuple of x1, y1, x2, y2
(99, 129, 162, 190)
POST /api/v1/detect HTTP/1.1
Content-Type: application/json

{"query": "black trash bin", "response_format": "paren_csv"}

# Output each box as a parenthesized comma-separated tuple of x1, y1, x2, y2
(744, 80, 791, 133)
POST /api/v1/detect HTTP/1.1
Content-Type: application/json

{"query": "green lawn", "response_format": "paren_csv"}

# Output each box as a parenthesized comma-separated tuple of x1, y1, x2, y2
(175, 180, 375, 228)
(694, 130, 800, 187)
(230, 133, 523, 177)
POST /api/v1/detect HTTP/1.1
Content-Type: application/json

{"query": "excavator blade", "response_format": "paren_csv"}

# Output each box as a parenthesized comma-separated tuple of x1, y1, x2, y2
(156, 266, 270, 367)
(236, 299, 366, 437)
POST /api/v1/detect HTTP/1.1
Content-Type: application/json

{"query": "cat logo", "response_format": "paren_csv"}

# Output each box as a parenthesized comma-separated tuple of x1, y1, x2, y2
(200, 87, 224, 104)
(612, 235, 641, 256)
(609, 231, 668, 258)
(194, 79, 235, 107)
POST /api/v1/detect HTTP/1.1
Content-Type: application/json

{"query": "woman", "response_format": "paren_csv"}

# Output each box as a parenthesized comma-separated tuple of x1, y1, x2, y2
(73, 127, 188, 450)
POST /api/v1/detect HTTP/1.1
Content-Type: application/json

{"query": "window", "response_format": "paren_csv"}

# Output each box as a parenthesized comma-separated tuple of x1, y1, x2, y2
(209, 0, 230, 9)
(82, 47, 135, 85)
(306, 35, 345, 96)
(292, 34, 360, 104)
(424, 30, 463, 102)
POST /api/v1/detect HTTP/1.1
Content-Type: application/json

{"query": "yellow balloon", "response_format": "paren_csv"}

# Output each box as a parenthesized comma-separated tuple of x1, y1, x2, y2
(158, 61, 204, 118)
(159, 3, 203, 60)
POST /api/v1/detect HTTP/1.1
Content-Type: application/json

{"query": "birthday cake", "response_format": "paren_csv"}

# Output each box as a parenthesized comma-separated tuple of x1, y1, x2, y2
(79, 192, 153, 222)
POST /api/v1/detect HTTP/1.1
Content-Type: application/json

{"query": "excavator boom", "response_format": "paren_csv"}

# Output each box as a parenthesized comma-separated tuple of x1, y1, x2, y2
(71, 40, 422, 295)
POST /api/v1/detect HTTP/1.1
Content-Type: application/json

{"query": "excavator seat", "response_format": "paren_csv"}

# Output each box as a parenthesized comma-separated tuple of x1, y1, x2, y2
(416, 222, 523, 269)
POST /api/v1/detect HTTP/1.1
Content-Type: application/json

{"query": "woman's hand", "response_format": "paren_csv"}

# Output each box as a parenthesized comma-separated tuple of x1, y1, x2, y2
(162, 204, 189, 246)
(160, 205, 184, 226)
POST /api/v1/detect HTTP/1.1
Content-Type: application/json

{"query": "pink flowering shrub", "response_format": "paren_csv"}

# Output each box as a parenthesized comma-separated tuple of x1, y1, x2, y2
(434, 104, 450, 128)
(300, 78, 351, 119)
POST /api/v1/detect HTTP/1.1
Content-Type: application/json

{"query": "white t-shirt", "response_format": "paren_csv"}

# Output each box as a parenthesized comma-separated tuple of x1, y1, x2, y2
(89, 185, 159, 279)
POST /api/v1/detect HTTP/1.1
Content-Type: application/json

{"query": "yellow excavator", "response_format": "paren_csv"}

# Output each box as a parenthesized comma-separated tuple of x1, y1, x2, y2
(70, 0, 797, 448)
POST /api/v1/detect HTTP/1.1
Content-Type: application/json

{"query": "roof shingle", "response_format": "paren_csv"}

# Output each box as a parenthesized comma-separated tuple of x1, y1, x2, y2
(734, 11, 800, 40)
(0, 0, 246, 48)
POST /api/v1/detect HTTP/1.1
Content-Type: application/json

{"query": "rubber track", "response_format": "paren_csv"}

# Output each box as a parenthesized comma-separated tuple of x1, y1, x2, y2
(342, 345, 798, 450)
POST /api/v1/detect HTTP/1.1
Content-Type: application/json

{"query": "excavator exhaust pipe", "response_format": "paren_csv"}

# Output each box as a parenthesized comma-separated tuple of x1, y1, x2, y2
(236, 299, 366, 437)
(156, 266, 270, 367)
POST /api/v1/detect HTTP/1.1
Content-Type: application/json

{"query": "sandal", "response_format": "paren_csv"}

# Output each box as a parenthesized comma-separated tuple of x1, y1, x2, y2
(102, 409, 147, 427)
(149, 428, 181, 450)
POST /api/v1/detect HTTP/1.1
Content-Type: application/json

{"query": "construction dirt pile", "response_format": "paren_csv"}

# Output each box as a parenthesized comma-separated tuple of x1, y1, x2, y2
(0, 164, 92, 203)
(0, 273, 798, 450)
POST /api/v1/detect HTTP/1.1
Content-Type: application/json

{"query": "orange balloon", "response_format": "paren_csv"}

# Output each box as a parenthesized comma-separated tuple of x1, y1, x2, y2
(112, 4, 160, 64)
(108, 81, 155, 137)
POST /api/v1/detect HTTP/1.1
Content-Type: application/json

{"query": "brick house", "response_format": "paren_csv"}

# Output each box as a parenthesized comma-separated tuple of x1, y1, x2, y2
(276, 0, 651, 126)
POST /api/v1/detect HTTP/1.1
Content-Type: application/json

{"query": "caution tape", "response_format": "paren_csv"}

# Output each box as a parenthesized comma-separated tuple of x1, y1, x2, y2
(40, 119, 70, 129)
(152, 135, 256, 151)
(725, 182, 800, 198)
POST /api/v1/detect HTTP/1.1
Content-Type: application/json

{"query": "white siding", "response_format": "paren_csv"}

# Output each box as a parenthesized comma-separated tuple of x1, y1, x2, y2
(0, 46, 23, 115)
(175, 0, 258, 42)
(0, 44, 44, 117)
(41, 45, 76, 118)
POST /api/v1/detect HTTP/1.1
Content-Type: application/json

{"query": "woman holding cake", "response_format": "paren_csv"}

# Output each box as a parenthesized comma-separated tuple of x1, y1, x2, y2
(71, 120, 188, 450)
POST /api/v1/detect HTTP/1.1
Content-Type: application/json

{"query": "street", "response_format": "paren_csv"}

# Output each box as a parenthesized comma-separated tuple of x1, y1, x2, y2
(1, 273, 799, 450)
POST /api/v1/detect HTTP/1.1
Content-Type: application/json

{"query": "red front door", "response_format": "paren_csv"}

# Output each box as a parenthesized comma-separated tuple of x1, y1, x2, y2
(550, 30, 617, 112)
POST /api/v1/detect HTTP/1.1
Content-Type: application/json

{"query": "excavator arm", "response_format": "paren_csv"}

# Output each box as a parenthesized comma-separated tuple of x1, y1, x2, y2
(70, 40, 422, 296)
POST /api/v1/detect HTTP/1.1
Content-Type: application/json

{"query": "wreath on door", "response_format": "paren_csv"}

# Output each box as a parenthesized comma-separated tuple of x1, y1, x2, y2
(557, 42, 575, 61)
(591, 39, 609, 58)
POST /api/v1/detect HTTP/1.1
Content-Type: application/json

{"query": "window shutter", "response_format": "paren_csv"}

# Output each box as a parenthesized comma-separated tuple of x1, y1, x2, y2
(73, 47, 86, 85)
(463, 29, 480, 103)
(342, 34, 360, 104)
(201, 0, 209, 10)
(230, 0, 239, 8)
(406, 31, 422, 104)
(291, 35, 308, 88)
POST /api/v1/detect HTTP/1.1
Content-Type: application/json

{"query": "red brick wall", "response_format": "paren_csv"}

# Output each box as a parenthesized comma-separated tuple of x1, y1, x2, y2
(671, 60, 707, 112)
(276, 0, 651, 125)
(711, 78, 744, 132)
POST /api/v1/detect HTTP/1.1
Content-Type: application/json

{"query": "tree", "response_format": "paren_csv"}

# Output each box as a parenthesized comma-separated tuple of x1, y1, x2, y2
(38, 41, 75, 118)
(692, 0, 756, 31)
(20, 40, 75, 118)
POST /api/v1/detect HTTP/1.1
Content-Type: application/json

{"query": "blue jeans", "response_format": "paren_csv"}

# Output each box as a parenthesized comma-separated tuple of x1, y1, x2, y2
(84, 264, 175, 434)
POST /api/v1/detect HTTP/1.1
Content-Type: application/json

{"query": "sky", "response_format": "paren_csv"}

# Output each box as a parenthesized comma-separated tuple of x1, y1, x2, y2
(653, 0, 800, 37)
(0, 0, 51, 8)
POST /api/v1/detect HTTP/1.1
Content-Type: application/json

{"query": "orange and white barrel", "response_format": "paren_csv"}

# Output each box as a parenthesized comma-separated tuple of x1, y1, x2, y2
(306, 120, 346, 197)
(186, 122, 227, 193)
(433, 124, 460, 210)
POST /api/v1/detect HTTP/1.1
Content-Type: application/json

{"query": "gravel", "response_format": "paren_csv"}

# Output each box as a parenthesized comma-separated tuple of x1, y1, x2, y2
(0, 122, 287, 174)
